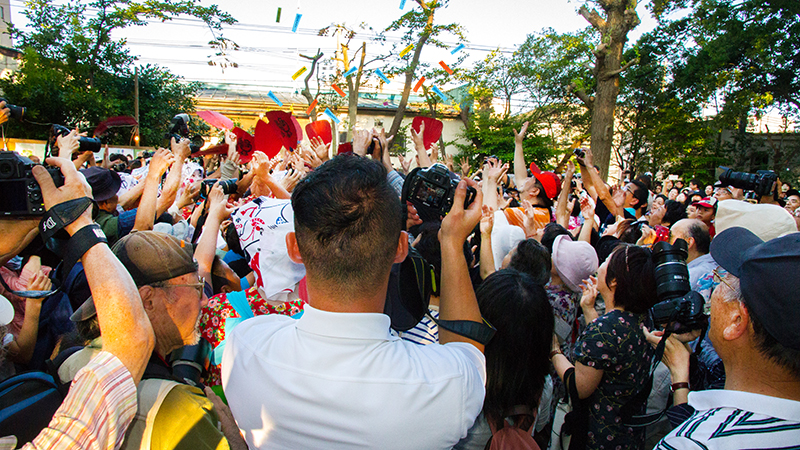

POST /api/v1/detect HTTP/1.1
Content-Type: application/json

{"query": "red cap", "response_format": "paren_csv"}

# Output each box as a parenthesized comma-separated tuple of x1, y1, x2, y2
(533, 171, 559, 199)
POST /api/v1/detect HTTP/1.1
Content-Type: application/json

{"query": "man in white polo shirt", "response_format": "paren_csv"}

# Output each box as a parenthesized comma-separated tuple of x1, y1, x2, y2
(222, 155, 487, 449)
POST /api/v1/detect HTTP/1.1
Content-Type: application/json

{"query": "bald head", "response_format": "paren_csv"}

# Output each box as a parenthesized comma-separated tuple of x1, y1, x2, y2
(670, 219, 710, 256)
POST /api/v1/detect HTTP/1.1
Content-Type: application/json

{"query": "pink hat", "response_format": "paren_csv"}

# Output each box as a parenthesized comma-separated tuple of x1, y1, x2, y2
(552, 235, 599, 293)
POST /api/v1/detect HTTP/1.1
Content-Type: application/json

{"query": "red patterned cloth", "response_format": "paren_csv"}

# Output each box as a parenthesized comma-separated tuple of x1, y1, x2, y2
(198, 285, 305, 386)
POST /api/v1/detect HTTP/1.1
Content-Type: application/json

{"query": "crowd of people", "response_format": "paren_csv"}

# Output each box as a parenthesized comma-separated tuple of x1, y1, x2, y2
(1, 110, 799, 450)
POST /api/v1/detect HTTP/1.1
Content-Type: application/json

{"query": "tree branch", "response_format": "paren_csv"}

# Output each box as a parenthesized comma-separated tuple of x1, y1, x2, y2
(600, 58, 639, 80)
(569, 82, 594, 110)
(580, 6, 607, 33)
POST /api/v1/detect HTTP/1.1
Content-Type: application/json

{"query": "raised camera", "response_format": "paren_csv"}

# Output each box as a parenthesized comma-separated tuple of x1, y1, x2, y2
(401, 163, 476, 222)
(51, 124, 102, 153)
(0, 152, 64, 216)
(167, 114, 204, 153)
(716, 166, 777, 198)
(650, 239, 708, 334)
(200, 178, 237, 198)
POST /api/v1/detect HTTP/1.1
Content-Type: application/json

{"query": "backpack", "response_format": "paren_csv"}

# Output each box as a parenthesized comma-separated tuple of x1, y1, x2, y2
(485, 406, 541, 450)
(0, 347, 82, 445)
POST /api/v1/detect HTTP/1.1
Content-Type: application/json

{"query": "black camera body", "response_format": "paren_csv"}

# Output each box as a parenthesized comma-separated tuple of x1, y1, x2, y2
(51, 124, 102, 153)
(573, 148, 586, 159)
(0, 98, 25, 121)
(0, 152, 64, 216)
(650, 239, 709, 334)
(200, 178, 237, 198)
(717, 166, 778, 197)
(167, 113, 204, 153)
(402, 163, 476, 222)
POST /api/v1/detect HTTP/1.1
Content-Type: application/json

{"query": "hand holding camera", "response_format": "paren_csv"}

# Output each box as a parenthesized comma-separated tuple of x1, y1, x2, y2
(31, 157, 92, 235)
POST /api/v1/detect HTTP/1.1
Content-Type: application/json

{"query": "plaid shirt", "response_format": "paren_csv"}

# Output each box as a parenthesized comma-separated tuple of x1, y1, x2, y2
(22, 351, 137, 450)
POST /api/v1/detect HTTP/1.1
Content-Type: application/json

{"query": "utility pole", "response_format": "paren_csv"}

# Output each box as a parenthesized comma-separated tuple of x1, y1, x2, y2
(133, 66, 140, 147)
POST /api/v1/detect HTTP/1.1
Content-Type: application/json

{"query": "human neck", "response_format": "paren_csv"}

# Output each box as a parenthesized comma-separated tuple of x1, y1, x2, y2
(724, 355, 800, 402)
(305, 275, 389, 314)
(686, 249, 704, 264)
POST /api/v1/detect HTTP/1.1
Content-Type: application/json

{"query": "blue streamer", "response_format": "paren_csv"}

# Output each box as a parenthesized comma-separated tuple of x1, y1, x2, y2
(399, 0, 406, 9)
(343, 66, 358, 78)
(375, 69, 391, 84)
(292, 13, 302, 32)
(324, 108, 341, 124)
(451, 43, 465, 54)
(431, 85, 448, 103)
(267, 91, 283, 106)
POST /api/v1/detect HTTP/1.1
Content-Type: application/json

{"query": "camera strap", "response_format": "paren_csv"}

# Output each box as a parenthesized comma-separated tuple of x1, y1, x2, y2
(0, 273, 61, 299)
(39, 197, 93, 242)
(434, 317, 497, 346)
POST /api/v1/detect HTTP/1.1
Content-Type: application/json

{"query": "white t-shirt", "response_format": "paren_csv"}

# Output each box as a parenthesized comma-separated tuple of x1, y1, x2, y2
(655, 389, 800, 449)
(222, 304, 486, 450)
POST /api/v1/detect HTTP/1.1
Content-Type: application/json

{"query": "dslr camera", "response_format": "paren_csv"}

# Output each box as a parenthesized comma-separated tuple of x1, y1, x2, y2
(0, 98, 26, 121)
(402, 163, 476, 222)
(0, 152, 64, 216)
(167, 114, 204, 153)
(51, 124, 102, 153)
(716, 166, 777, 198)
(650, 239, 708, 334)
(200, 178, 237, 198)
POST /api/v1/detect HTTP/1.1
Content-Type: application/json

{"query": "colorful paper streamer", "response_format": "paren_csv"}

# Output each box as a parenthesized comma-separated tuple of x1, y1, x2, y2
(276, 7, 281, 23)
(324, 108, 341, 124)
(399, 43, 414, 57)
(306, 99, 318, 116)
(439, 60, 454, 75)
(399, 0, 406, 9)
(450, 43, 465, 54)
(413, 77, 426, 93)
(292, 66, 308, 80)
(332, 84, 346, 97)
(292, 13, 302, 32)
(431, 85, 448, 103)
(267, 91, 283, 107)
(375, 69, 391, 84)
(343, 66, 358, 78)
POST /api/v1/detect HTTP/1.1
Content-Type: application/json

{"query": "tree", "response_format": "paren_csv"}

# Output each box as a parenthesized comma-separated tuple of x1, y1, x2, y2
(0, 0, 234, 145)
(381, 0, 466, 151)
(574, 0, 641, 180)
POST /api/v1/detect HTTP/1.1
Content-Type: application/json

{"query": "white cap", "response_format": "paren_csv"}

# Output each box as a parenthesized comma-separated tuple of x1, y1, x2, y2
(715, 199, 797, 242)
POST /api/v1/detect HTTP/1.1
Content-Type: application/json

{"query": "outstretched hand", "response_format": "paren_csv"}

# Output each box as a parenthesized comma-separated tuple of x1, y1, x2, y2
(31, 157, 93, 235)
(440, 178, 482, 245)
(514, 121, 529, 145)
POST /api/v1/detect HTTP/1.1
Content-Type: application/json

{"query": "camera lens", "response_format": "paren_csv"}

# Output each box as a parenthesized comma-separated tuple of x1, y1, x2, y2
(652, 240, 691, 302)
(0, 161, 15, 179)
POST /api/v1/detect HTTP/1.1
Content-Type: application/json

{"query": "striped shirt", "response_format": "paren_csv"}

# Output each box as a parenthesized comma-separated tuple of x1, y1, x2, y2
(655, 389, 800, 449)
(399, 307, 439, 346)
(22, 351, 137, 450)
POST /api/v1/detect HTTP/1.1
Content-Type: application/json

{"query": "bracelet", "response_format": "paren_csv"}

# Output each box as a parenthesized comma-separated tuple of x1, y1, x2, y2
(549, 349, 562, 360)
(670, 382, 690, 392)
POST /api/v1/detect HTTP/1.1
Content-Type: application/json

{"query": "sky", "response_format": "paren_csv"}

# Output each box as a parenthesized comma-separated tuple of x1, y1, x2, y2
(9, 0, 659, 96)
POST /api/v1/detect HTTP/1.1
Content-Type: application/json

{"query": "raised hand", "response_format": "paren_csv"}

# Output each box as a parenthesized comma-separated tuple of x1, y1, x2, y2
(208, 183, 235, 222)
(310, 136, 330, 163)
(440, 178, 483, 245)
(410, 121, 426, 150)
(479, 204, 495, 236)
(171, 136, 192, 161)
(352, 129, 372, 157)
(514, 121, 529, 145)
(580, 275, 598, 319)
(31, 157, 93, 235)
(56, 129, 81, 159)
(148, 148, 176, 176)
(398, 154, 411, 174)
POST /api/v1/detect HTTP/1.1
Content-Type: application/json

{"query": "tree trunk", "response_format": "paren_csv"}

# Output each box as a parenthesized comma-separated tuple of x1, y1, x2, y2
(580, 1, 640, 181)
(345, 42, 367, 141)
(300, 50, 323, 122)
(387, 2, 436, 152)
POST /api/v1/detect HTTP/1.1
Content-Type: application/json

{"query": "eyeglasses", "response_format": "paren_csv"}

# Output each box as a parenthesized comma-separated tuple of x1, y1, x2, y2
(158, 276, 206, 299)
(712, 267, 733, 291)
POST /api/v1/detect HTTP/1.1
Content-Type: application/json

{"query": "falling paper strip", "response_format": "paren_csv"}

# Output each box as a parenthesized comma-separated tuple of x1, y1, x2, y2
(439, 60, 454, 75)
(332, 84, 346, 97)
(306, 99, 318, 116)
(399, 0, 406, 9)
(292, 13, 302, 32)
(324, 108, 341, 124)
(375, 69, 391, 84)
(450, 43, 465, 54)
(276, 7, 281, 22)
(292, 66, 308, 80)
(431, 85, 448, 103)
(267, 91, 283, 107)
(413, 77, 426, 93)
(343, 66, 358, 78)
(399, 43, 414, 57)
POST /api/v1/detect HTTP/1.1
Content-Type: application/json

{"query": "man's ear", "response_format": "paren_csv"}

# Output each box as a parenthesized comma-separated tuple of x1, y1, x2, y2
(722, 299, 749, 341)
(286, 232, 303, 264)
(138, 285, 157, 312)
(394, 231, 409, 264)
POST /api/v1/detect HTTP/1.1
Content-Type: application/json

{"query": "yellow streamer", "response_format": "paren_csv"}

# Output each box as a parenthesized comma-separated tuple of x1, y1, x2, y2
(292, 66, 308, 80)
(399, 43, 414, 57)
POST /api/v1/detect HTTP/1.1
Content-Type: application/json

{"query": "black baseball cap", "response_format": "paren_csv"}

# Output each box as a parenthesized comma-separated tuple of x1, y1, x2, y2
(711, 227, 800, 350)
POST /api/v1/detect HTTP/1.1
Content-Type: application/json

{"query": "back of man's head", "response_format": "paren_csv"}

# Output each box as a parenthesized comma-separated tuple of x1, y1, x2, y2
(680, 218, 710, 255)
(291, 155, 402, 293)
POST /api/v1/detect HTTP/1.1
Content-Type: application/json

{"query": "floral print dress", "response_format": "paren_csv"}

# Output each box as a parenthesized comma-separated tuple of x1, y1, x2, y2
(199, 285, 306, 386)
(573, 309, 653, 450)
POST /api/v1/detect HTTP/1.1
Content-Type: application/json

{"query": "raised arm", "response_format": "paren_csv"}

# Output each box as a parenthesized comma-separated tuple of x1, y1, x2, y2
(195, 184, 234, 284)
(439, 178, 485, 352)
(155, 138, 190, 217)
(33, 157, 154, 383)
(513, 121, 530, 185)
(556, 161, 576, 228)
(133, 149, 174, 232)
(479, 205, 496, 280)
(410, 122, 433, 169)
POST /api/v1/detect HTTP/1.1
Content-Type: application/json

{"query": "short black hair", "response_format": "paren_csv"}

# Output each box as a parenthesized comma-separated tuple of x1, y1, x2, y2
(630, 180, 649, 211)
(541, 222, 571, 254)
(292, 155, 402, 296)
(685, 220, 710, 254)
(508, 239, 551, 285)
(662, 200, 687, 227)
(605, 244, 657, 314)
(477, 270, 554, 430)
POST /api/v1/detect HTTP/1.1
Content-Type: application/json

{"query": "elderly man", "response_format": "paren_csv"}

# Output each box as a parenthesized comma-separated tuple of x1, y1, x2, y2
(223, 156, 487, 449)
(669, 219, 715, 293)
(654, 228, 800, 448)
